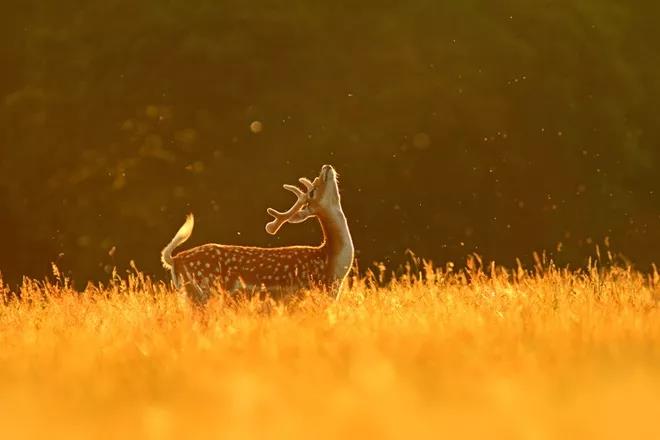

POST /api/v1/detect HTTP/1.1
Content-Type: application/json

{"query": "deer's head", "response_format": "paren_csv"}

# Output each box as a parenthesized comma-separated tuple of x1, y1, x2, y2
(265, 164, 342, 235)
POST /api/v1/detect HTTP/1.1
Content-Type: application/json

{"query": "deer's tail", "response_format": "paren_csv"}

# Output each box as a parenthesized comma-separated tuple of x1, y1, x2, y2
(161, 214, 194, 270)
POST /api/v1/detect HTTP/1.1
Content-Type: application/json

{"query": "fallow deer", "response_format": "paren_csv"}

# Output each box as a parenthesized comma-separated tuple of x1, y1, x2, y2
(161, 164, 353, 302)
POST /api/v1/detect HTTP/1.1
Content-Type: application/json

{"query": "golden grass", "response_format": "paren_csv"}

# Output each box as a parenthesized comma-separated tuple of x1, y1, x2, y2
(1, 261, 660, 439)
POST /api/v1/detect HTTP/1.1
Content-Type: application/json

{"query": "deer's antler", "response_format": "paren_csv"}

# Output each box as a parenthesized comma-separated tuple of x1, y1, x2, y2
(298, 177, 314, 191)
(265, 181, 310, 235)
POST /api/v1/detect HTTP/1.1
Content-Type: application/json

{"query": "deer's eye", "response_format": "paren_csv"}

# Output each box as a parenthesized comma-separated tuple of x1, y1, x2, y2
(309, 189, 316, 199)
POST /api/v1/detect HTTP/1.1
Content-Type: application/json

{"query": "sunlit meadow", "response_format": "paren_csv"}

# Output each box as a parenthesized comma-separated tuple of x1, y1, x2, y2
(1, 257, 660, 439)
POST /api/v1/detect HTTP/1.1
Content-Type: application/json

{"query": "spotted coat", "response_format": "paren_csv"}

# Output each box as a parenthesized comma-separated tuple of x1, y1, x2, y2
(172, 243, 331, 301)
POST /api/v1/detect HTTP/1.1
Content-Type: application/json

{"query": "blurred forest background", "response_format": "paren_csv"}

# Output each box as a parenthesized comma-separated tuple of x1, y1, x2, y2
(1, 1, 659, 286)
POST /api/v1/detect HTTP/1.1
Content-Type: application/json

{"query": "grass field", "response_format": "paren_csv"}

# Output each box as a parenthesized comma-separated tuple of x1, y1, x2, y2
(1, 259, 660, 439)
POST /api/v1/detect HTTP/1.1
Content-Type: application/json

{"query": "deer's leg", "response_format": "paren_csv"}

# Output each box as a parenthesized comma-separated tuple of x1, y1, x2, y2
(170, 267, 182, 290)
(177, 267, 211, 305)
(183, 279, 209, 305)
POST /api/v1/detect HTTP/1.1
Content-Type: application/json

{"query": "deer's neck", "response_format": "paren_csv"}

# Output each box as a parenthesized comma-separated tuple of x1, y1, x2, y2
(318, 206, 354, 282)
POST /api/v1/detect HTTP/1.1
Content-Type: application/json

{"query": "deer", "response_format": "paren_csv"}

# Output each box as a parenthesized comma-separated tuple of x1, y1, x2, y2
(160, 164, 354, 303)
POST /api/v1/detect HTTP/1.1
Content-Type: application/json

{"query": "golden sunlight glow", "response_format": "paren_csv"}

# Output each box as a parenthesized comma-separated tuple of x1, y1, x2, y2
(1, 263, 659, 438)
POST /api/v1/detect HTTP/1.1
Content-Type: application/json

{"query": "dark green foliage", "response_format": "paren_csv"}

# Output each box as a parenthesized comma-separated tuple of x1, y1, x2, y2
(1, 1, 658, 285)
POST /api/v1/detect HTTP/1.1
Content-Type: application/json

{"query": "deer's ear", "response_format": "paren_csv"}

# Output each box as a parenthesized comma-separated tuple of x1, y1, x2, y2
(287, 208, 314, 224)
